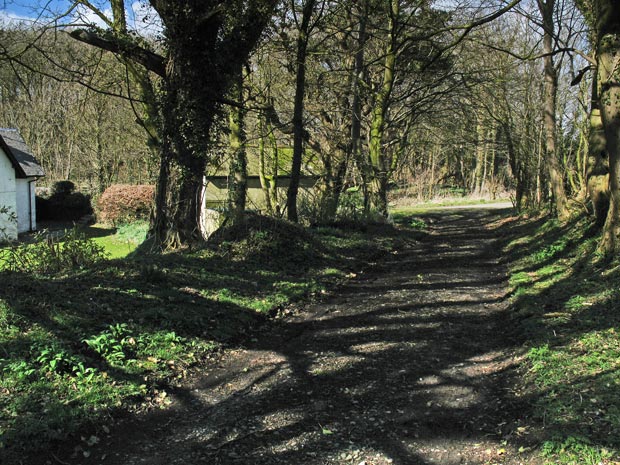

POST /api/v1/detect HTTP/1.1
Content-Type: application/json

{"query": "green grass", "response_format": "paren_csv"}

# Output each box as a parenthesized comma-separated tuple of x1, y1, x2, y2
(0, 222, 149, 267)
(91, 222, 149, 258)
(504, 213, 620, 464)
(0, 216, 401, 461)
(391, 197, 512, 214)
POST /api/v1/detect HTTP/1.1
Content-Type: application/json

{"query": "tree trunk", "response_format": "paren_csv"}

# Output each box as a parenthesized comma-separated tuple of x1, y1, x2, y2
(587, 103, 610, 226)
(351, 0, 369, 212)
(368, 0, 398, 217)
(474, 116, 485, 195)
(503, 121, 525, 212)
(227, 67, 248, 224)
(287, 0, 317, 222)
(319, 155, 348, 221)
(598, 10, 620, 254)
(150, 38, 217, 247)
(538, 0, 569, 220)
(149, 2, 276, 247)
(151, 147, 207, 249)
(258, 116, 274, 215)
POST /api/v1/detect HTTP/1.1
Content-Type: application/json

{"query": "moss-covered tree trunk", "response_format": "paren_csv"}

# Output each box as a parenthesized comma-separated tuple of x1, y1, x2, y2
(149, 1, 276, 248)
(368, 0, 398, 218)
(586, 98, 610, 226)
(228, 66, 248, 224)
(575, 0, 620, 253)
(598, 11, 620, 254)
(351, 0, 370, 213)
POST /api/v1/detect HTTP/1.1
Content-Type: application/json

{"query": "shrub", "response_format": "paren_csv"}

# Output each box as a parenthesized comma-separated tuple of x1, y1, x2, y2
(36, 181, 93, 221)
(97, 184, 155, 225)
(0, 227, 108, 274)
(52, 180, 76, 196)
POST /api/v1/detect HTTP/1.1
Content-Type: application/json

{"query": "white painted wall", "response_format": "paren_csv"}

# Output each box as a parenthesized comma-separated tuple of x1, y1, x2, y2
(0, 148, 17, 241)
(15, 178, 35, 233)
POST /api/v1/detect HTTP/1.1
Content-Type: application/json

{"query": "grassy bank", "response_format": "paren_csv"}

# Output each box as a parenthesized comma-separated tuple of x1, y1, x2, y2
(505, 213, 620, 464)
(0, 216, 403, 461)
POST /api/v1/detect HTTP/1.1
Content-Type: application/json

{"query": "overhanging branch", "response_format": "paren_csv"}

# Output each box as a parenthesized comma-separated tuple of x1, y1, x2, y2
(68, 29, 166, 77)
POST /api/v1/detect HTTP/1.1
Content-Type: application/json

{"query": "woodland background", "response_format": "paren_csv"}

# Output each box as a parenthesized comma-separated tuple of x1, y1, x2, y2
(0, 0, 616, 251)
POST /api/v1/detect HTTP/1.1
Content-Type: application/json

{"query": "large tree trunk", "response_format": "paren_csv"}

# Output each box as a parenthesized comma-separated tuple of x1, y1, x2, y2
(69, 0, 277, 248)
(150, 37, 216, 247)
(538, 0, 570, 220)
(586, 101, 610, 226)
(152, 150, 207, 249)
(149, 1, 277, 248)
(369, 172, 390, 217)
(598, 4, 620, 254)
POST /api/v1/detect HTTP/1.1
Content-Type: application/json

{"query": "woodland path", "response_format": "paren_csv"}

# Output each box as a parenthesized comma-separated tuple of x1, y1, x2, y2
(42, 206, 538, 465)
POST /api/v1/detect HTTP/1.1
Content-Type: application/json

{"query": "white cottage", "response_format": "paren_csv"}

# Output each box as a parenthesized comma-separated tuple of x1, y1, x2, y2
(0, 128, 45, 241)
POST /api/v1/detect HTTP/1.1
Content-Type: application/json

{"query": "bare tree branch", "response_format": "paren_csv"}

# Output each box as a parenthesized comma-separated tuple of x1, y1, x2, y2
(68, 29, 166, 76)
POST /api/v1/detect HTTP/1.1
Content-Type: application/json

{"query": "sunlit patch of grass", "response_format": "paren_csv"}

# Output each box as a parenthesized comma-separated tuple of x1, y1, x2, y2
(505, 213, 620, 463)
(391, 197, 511, 214)
(542, 436, 615, 465)
(321, 267, 344, 277)
(92, 221, 149, 259)
(510, 271, 533, 287)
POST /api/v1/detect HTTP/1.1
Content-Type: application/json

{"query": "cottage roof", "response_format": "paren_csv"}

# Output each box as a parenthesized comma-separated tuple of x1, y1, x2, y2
(0, 128, 45, 178)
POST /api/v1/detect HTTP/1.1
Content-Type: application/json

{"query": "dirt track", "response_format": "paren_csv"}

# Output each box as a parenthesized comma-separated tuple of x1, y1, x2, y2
(39, 207, 538, 465)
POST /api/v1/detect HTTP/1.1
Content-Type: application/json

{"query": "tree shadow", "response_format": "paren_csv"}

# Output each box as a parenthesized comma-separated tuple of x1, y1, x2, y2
(13, 206, 542, 465)
(491, 211, 620, 457)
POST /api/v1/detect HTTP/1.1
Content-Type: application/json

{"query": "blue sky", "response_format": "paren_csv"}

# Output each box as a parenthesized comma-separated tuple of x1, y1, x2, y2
(1, 1, 68, 22)
(0, 0, 161, 35)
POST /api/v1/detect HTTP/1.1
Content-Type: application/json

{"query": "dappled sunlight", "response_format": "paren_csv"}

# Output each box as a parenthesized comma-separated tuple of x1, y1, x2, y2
(4, 207, 572, 465)
(1, 217, 401, 462)
(32, 207, 532, 465)
(497, 211, 620, 462)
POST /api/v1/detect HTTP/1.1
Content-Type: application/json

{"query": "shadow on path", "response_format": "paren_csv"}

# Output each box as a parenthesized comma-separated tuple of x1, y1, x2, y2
(36, 208, 538, 465)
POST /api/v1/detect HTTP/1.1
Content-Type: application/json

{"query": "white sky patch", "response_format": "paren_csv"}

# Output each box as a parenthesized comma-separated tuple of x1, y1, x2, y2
(71, 3, 113, 28)
(0, 9, 38, 26)
(130, 1, 162, 37)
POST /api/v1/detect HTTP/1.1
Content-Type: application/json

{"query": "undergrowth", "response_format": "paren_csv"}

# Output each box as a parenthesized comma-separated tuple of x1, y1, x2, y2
(0, 227, 108, 273)
(505, 212, 620, 465)
(0, 214, 401, 461)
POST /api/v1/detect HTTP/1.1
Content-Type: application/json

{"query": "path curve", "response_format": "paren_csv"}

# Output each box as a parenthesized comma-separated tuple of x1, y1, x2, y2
(41, 207, 537, 465)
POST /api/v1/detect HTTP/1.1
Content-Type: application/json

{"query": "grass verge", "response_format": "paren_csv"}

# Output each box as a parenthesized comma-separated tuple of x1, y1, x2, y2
(91, 221, 149, 259)
(0, 215, 403, 461)
(504, 213, 620, 465)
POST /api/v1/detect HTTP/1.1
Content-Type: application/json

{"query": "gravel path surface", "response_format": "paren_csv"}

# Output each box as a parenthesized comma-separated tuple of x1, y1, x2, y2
(39, 207, 539, 465)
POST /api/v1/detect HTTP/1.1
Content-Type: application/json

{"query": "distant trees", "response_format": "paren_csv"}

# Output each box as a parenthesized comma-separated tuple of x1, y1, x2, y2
(0, 28, 153, 192)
